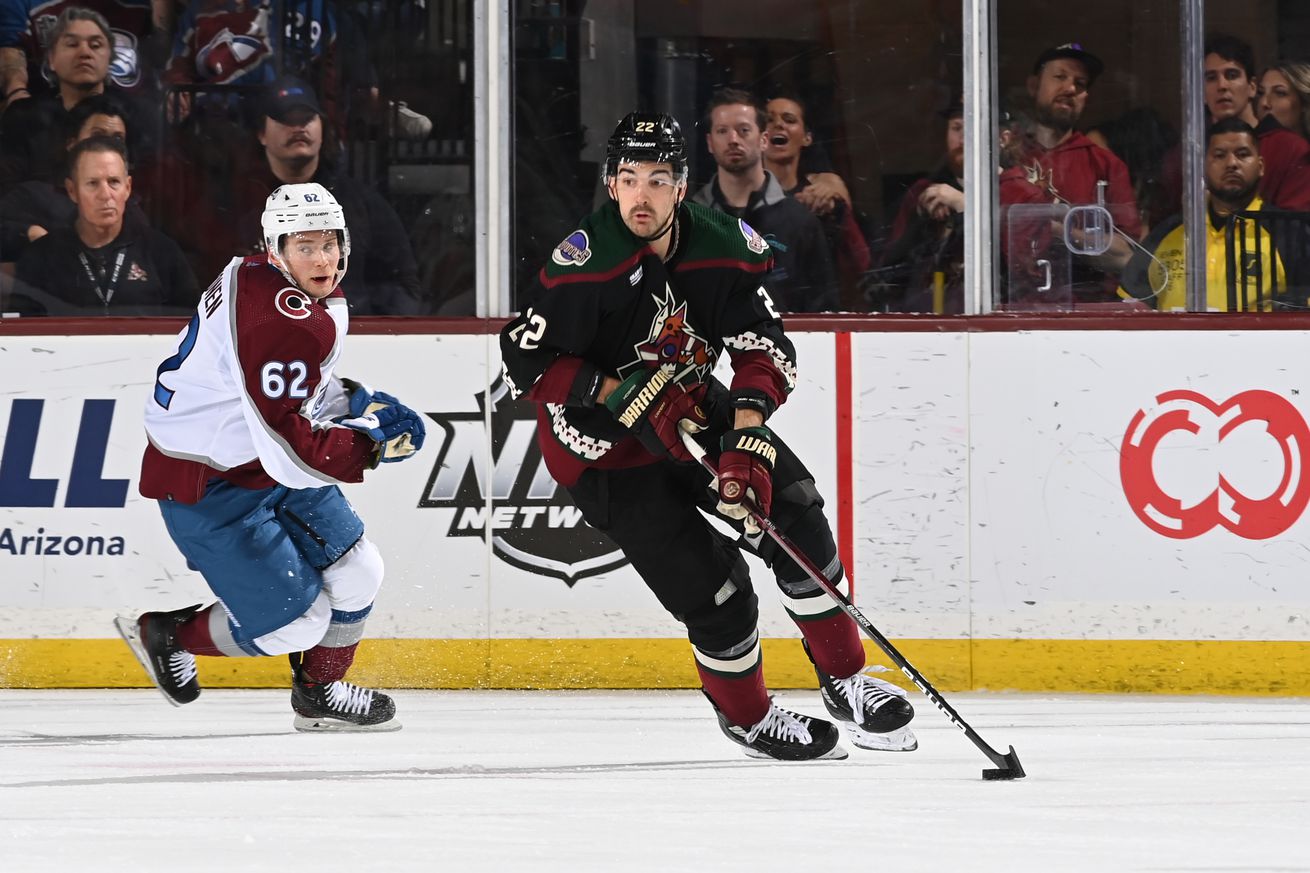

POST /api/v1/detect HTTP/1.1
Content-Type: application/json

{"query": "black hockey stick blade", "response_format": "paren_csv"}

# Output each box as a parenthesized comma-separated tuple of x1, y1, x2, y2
(680, 428, 1027, 780)
(981, 746, 1025, 780)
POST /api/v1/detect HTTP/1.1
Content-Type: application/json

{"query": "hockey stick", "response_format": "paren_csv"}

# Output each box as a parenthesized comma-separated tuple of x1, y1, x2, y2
(681, 428, 1025, 780)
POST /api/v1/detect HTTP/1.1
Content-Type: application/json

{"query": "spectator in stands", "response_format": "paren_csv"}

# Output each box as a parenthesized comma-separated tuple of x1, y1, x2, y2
(871, 99, 966, 312)
(763, 91, 869, 308)
(1, 6, 117, 187)
(759, 91, 851, 219)
(692, 86, 837, 312)
(164, 0, 332, 124)
(1204, 34, 1310, 210)
(0, 0, 171, 110)
(163, 0, 428, 140)
(1086, 107, 1180, 235)
(232, 75, 421, 314)
(0, 91, 144, 261)
(1013, 42, 1142, 303)
(1120, 118, 1297, 312)
(1257, 60, 1310, 142)
(14, 135, 196, 315)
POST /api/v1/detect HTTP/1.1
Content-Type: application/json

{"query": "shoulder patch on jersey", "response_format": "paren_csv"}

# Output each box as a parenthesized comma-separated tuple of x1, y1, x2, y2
(274, 287, 313, 320)
(739, 219, 768, 254)
(552, 230, 592, 267)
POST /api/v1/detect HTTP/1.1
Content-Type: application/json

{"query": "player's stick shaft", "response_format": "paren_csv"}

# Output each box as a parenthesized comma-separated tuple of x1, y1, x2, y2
(680, 428, 1025, 779)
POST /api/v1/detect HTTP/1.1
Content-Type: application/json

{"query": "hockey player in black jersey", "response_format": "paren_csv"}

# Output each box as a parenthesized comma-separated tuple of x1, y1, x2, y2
(499, 111, 916, 761)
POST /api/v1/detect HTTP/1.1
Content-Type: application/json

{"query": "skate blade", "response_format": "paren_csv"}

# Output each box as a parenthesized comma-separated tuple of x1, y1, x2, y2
(742, 743, 849, 762)
(293, 715, 403, 733)
(113, 615, 186, 708)
(846, 724, 918, 752)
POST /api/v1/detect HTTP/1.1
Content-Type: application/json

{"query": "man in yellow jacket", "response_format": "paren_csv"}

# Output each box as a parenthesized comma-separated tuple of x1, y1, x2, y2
(1120, 117, 1299, 311)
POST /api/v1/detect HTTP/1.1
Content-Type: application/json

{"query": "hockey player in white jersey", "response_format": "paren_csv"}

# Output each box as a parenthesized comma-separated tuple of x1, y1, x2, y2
(115, 183, 426, 731)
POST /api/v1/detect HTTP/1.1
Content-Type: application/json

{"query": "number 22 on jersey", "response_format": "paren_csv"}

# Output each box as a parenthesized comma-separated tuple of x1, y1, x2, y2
(509, 308, 548, 350)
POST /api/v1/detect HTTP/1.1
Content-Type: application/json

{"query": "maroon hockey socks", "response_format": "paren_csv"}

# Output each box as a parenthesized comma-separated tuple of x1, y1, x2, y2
(693, 640, 770, 727)
(794, 611, 866, 679)
(175, 604, 227, 657)
(297, 642, 359, 684)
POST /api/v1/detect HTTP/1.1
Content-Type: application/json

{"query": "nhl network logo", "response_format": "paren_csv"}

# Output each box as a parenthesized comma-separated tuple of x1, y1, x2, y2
(418, 376, 629, 584)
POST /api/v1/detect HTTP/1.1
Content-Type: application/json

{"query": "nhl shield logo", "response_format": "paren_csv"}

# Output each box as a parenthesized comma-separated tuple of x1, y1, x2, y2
(419, 376, 628, 585)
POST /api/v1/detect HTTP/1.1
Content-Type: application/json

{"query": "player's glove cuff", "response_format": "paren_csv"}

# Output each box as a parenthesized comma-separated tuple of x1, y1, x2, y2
(341, 377, 404, 418)
(340, 402, 427, 464)
(715, 425, 776, 533)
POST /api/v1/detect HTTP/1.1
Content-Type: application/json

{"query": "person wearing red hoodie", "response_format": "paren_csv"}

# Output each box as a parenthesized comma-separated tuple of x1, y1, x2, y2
(1203, 34, 1310, 211)
(1014, 43, 1143, 303)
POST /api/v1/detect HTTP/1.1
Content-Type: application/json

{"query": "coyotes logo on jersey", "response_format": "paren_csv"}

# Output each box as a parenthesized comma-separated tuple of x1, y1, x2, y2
(629, 287, 714, 382)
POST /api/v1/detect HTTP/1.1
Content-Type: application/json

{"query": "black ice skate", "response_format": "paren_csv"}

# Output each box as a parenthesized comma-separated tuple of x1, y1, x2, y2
(705, 691, 847, 761)
(114, 605, 202, 706)
(804, 640, 917, 751)
(291, 674, 401, 733)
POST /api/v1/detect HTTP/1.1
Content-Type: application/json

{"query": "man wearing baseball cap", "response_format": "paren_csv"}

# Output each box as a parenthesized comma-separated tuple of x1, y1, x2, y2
(263, 76, 325, 122)
(233, 75, 421, 314)
(1014, 42, 1142, 303)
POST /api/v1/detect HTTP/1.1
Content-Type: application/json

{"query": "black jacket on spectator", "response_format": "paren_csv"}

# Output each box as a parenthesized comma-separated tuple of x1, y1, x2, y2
(692, 171, 838, 312)
(13, 210, 198, 316)
(237, 161, 422, 315)
(0, 180, 149, 263)
(0, 94, 70, 191)
(0, 85, 151, 192)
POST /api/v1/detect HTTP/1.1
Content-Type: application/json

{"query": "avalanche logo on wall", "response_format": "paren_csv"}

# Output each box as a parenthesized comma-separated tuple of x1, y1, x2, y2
(740, 219, 768, 254)
(418, 376, 628, 584)
(551, 230, 592, 267)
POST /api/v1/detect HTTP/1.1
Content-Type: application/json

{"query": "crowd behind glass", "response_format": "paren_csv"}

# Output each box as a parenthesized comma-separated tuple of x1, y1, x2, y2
(1, 1, 1306, 317)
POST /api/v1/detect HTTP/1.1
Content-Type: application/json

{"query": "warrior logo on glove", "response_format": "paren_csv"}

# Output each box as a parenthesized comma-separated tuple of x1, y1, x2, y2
(728, 432, 777, 465)
(604, 365, 708, 462)
(715, 426, 776, 533)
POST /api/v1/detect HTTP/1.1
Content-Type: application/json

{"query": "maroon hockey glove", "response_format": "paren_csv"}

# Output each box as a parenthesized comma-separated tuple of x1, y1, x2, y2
(604, 366, 707, 462)
(716, 426, 776, 533)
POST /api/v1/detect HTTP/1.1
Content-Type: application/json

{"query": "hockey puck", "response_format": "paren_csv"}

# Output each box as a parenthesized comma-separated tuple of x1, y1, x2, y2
(981, 767, 1022, 780)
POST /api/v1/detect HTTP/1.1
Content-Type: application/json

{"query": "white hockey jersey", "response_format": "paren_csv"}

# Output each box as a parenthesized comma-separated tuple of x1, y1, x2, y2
(140, 255, 376, 503)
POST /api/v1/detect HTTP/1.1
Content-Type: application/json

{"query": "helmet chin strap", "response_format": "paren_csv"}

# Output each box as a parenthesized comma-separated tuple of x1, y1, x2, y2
(635, 210, 676, 243)
(268, 248, 299, 288)
(268, 241, 349, 295)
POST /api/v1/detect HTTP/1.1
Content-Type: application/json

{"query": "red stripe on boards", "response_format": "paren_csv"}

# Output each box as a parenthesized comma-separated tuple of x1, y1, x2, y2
(834, 331, 854, 598)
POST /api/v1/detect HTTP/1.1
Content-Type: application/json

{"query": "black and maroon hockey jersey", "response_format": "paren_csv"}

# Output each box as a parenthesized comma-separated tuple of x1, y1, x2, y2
(500, 199, 798, 487)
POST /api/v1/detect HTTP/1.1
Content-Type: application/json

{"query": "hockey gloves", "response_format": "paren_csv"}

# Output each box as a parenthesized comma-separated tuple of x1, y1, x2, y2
(340, 402, 427, 463)
(604, 366, 707, 462)
(342, 378, 402, 419)
(716, 426, 776, 534)
(338, 378, 425, 463)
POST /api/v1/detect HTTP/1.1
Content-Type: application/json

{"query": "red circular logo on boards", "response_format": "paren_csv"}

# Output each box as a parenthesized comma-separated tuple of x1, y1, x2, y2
(1120, 389, 1310, 539)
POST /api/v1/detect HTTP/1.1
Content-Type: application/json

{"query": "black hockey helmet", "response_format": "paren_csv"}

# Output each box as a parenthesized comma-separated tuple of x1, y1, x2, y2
(604, 112, 687, 179)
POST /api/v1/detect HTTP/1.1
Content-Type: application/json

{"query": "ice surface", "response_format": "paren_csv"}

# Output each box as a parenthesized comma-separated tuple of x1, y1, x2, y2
(2, 690, 1307, 872)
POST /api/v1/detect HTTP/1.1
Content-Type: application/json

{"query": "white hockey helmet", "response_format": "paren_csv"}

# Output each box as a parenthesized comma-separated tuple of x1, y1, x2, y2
(261, 182, 351, 288)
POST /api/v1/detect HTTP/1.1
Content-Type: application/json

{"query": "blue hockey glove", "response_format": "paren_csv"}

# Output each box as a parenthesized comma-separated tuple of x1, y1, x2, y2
(341, 377, 403, 418)
(340, 402, 427, 462)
